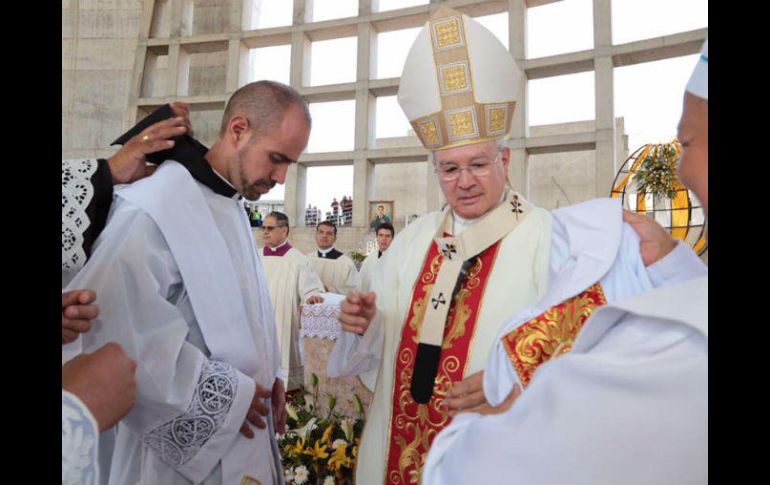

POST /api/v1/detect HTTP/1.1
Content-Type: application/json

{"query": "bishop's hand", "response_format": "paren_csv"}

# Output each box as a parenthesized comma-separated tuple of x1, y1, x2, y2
(339, 291, 377, 336)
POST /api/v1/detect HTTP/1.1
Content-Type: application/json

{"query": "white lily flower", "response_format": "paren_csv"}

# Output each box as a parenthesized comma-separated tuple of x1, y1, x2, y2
(294, 465, 309, 484)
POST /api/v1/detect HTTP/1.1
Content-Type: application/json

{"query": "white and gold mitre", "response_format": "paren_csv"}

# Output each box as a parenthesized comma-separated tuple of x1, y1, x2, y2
(397, 6, 519, 151)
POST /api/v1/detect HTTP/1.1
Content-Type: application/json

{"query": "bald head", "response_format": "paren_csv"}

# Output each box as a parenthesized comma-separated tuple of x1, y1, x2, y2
(219, 81, 312, 139)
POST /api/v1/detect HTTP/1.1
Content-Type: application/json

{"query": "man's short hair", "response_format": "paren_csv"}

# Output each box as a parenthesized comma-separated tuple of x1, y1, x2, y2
(378, 205, 385, 210)
(267, 211, 290, 233)
(376, 222, 395, 238)
(317, 220, 337, 235)
(219, 80, 312, 138)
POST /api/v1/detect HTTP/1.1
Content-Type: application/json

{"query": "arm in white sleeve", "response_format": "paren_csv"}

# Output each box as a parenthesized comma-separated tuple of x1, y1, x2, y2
(299, 259, 325, 302)
(344, 257, 362, 295)
(646, 240, 707, 288)
(62, 390, 100, 485)
(327, 310, 384, 378)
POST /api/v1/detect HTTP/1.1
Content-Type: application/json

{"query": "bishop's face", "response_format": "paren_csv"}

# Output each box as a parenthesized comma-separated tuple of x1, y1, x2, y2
(433, 140, 510, 220)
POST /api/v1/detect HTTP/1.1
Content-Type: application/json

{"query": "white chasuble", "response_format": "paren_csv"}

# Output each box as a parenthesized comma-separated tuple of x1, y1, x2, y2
(328, 193, 552, 484)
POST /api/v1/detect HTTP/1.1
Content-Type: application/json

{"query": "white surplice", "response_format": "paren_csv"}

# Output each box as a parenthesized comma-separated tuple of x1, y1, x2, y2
(306, 252, 360, 295)
(259, 246, 325, 391)
(65, 161, 283, 485)
(357, 250, 380, 294)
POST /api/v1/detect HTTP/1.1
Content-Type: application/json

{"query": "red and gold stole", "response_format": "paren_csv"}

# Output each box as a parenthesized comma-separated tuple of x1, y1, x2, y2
(501, 282, 607, 387)
(384, 239, 501, 485)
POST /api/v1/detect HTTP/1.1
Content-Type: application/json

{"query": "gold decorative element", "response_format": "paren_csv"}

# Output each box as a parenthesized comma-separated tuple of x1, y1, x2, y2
(439, 62, 472, 94)
(501, 283, 607, 387)
(465, 258, 482, 291)
(432, 17, 464, 50)
(418, 120, 441, 147)
(443, 289, 470, 350)
(240, 476, 261, 485)
(446, 108, 478, 140)
(409, 285, 433, 344)
(486, 105, 508, 135)
(386, 242, 500, 485)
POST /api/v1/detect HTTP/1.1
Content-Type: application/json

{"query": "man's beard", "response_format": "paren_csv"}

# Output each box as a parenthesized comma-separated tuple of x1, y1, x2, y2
(238, 152, 275, 200)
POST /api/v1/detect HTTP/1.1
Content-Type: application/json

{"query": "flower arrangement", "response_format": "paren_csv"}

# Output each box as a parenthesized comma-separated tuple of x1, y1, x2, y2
(279, 374, 365, 485)
(349, 251, 367, 264)
(634, 141, 683, 200)
(349, 251, 368, 271)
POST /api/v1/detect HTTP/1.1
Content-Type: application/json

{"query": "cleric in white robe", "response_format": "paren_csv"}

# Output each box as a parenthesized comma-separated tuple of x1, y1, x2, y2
(306, 220, 360, 295)
(62, 109, 192, 485)
(258, 211, 325, 391)
(327, 9, 706, 484)
(357, 221, 395, 295)
(65, 81, 313, 485)
(422, 40, 709, 485)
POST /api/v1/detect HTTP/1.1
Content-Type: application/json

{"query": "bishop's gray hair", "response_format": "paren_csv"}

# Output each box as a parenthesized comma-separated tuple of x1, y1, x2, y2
(430, 137, 510, 163)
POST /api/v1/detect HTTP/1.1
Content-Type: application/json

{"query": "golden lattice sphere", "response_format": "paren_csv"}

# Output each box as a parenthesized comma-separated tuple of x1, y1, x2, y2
(611, 141, 707, 256)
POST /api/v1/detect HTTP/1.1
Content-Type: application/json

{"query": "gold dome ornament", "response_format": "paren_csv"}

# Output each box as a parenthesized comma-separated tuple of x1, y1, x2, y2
(611, 140, 707, 256)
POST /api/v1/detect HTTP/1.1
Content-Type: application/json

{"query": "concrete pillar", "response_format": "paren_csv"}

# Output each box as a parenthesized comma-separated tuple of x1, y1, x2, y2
(355, 21, 375, 150)
(353, 5, 375, 228)
(284, 163, 308, 227)
(593, 0, 616, 197)
(508, 145, 528, 196)
(227, 0, 243, 32)
(359, 0, 373, 17)
(353, 156, 375, 227)
(226, 39, 249, 93)
(286, 0, 310, 226)
(297, 0, 312, 25)
(171, 0, 193, 37)
(127, 45, 149, 126)
(290, 32, 311, 88)
(508, 0, 529, 197)
(426, 160, 443, 213)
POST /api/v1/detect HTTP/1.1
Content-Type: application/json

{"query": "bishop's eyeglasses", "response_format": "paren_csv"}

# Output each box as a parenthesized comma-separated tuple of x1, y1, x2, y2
(262, 224, 287, 232)
(434, 148, 503, 182)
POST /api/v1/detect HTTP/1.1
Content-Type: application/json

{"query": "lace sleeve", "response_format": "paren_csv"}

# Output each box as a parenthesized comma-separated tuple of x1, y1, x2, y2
(143, 359, 240, 469)
(62, 159, 98, 273)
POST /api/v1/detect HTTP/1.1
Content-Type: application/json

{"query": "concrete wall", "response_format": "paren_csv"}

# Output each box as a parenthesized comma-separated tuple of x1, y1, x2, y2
(62, 0, 702, 261)
(372, 161, 428, 228)
(253, 226, 372, 255)
(62, 0, 144, 160)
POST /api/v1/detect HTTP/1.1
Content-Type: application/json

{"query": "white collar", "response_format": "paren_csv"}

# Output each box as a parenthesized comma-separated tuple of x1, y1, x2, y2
(318, 246, 336, 257)
(451, 191, 507, 235)
(210, 167, 241, 200)
(269, 240, 289, 251)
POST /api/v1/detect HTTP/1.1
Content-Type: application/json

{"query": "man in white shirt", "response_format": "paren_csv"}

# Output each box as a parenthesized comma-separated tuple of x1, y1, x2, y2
(358, 222, 395, 294)
(306, 221, 360, 295)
